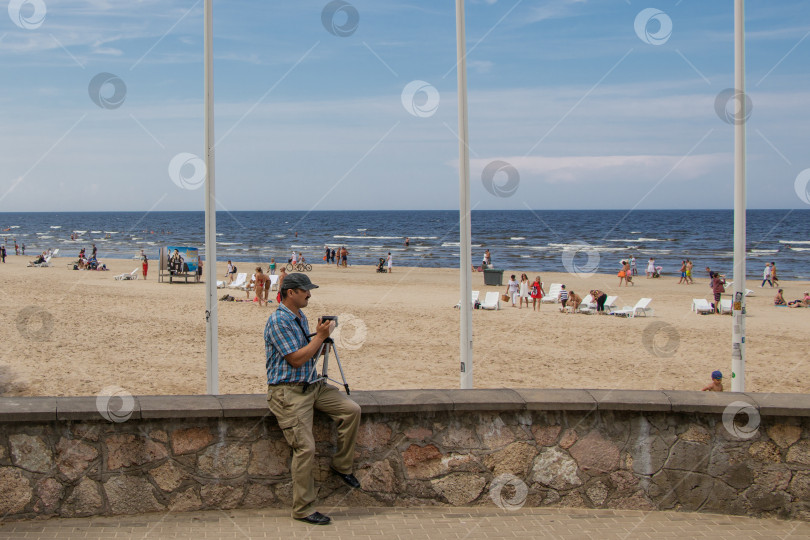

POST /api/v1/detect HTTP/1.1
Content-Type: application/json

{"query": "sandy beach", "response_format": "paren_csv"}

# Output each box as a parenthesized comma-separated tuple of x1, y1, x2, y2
(0, 256, 808, 397)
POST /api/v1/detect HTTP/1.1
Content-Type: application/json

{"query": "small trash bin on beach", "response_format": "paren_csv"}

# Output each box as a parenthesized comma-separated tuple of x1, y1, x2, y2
(483, 268, 504, 286)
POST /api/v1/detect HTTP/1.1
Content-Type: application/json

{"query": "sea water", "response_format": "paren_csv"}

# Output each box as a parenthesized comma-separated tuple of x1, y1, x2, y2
(1, 209, 807, 279)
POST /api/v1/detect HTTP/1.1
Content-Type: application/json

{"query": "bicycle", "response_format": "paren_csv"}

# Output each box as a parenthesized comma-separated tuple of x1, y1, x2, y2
(285, 262, 312, 272)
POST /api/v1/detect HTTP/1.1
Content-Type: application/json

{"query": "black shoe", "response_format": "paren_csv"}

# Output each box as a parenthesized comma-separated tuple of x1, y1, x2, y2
(331, 467, 361, 489)
(294, 512, 331, 525)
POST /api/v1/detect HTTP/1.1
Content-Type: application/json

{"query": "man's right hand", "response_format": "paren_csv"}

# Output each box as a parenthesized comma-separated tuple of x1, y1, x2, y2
(315, 318, 335, 340)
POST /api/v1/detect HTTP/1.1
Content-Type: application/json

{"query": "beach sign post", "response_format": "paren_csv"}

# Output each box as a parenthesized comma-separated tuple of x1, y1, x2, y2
(204, 0, 219, 395)
(731, 0, 747, 392)
(456, 0, 473, 389)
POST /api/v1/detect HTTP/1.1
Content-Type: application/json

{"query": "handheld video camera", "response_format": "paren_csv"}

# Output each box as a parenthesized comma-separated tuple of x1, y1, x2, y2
(320, 315, 338, 327)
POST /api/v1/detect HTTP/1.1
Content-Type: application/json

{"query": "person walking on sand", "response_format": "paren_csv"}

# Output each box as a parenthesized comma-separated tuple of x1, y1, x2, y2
(710, 271, 726, 314)
(630, 256, 637, 276)
(686, 259, 694, 284)
(386, 252, 392, 273)
(530, 276, 544, 311)
(761, 263, 773, 287)
(646, 258, 655, 278)
(21, 243, 25, 255)
(506, 275, 519, 307)
(141, 250, 148, 279)
(518, 273, 530, 308)
(1, 245, 6, 263)
(678, 260, 687, 284)
(623, 260, 633, 286)
(618, 261, 627, 287)
(770, 261, 779, 287)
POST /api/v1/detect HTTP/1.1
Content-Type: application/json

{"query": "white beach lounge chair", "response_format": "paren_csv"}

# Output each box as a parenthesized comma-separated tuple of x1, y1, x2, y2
(719, 299, 733, 314)
(692, 298, 714, 314)
(114, 268, 138, 281)
(593, 295, 620, 314)
(480, 291, 500, 310)
(578, 294, 596, 313)
(541, 283, 563, 303)
(454, 290, 480, 309)
(724, 282, 755, 297)
(614, 298, 654, 318)
(227, 273, 247, 289)
(269, 274, 280, 291)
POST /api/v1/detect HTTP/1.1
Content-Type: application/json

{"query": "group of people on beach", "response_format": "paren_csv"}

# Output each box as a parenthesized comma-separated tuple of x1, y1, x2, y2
(323, 246, 349, 267)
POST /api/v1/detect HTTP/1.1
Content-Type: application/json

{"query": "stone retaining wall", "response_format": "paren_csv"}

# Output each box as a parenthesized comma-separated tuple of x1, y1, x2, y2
(1, 389, 809, 521)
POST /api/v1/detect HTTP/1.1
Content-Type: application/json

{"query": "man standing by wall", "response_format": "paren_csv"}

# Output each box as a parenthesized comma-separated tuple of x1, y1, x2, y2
(264, 273, 361, 525)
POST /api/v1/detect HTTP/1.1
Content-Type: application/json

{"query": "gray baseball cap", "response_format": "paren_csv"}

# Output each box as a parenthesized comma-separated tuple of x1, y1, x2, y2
(281, 273, 319, 291)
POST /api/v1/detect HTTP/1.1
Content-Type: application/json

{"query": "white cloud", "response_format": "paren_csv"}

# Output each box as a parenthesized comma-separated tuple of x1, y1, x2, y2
(468, 153, 729, 184)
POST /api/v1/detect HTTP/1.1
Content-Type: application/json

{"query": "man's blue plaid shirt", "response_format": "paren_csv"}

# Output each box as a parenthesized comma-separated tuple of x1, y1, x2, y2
(264, 303, 317, 385)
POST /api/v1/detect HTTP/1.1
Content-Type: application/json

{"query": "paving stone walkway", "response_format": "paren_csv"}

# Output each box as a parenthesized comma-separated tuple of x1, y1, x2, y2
(2, 507, 810, 539)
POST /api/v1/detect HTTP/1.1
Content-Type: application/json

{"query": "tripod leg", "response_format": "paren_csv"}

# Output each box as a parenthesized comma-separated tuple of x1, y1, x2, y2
(331, 347, 350, 395)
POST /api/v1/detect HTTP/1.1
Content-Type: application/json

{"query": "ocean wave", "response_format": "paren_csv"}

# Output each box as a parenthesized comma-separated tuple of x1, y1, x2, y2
(334, 235, 401, 240)
(511, 237, 526, 240)
(407, 236, 438, 240)
(779, 240, 810, 245)
(219, 242, 243, 246)
(750, 249, 778, 254)
(789, 247, 810, 252)
(50, 226, 61, 229)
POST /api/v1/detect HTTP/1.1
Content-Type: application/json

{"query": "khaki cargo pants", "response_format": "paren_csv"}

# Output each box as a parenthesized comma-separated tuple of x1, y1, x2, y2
(267, 381, 361, 518)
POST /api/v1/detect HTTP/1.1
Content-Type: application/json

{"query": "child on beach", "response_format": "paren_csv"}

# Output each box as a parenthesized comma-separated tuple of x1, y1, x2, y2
(701, 371, 724, 392)
(774, 289, 786, 306)
(558, 285, 568, 310)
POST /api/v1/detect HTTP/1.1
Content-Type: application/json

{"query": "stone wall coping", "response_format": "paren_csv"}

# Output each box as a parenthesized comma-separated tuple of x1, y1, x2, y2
(0, 389, 808, 423)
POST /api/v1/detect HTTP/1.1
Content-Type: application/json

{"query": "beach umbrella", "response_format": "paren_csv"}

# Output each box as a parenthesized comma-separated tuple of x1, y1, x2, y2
(456, 0, 473, 389)
(730, 0, 747, 391)
(204, 0, 218, 394)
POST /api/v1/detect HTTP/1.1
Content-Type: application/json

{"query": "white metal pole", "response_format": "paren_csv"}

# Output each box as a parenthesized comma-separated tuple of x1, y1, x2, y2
(204, 0, 219, 395)
(731, 0, 746, 392)
(456, 0, 473, 389)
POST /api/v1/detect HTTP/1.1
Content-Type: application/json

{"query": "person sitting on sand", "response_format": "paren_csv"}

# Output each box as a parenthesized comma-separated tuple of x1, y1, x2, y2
(567, 290, 582, 312)
(701, 370, 724, 392)
(774, 289, 786, 306)
(788, 292, 810, 308)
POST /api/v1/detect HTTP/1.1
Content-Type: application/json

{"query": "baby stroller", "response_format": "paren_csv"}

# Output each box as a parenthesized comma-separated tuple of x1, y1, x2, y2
(376, 258, 387, 273)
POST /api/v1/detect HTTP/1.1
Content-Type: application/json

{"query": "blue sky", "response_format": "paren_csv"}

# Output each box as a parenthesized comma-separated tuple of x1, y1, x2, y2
(1, 0, 809, 211)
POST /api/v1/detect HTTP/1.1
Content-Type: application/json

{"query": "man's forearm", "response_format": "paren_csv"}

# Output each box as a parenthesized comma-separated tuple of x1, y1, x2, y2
(285, 337, 326, 368)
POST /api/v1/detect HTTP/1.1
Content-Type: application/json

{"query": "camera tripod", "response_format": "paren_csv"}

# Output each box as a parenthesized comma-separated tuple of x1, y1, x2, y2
(306, 335, 350, 395)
